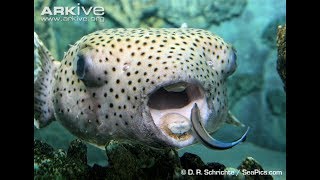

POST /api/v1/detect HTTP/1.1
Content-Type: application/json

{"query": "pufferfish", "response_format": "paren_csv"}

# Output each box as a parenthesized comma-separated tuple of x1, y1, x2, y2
(34, 27, 249, 150)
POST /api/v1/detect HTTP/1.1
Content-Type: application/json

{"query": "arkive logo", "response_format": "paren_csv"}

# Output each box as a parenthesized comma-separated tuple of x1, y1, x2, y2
(41, 3, 104, 16)
(40, 3, 105, 22)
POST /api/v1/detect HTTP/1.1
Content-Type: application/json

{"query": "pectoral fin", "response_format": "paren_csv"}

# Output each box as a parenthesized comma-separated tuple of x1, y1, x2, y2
(225, 111, 245, 127)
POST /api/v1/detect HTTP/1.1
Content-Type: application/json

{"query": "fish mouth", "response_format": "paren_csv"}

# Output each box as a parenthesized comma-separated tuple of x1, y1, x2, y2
(147, 81, 210, 147)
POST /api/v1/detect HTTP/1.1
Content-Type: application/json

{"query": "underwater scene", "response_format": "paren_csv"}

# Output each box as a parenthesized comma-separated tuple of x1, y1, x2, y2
(34, 0, 286, 179)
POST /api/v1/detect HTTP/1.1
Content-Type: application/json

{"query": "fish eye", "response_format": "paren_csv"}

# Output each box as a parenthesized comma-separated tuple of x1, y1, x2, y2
(73, 50, 104, 87)
(223, 50, 237, 77)
(75, 54, 86, 79)
(229, 51, 237, 72)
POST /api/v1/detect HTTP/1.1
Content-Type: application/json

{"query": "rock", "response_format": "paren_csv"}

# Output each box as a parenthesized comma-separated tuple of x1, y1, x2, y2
(35, 138, 184, 179)
(88, 164, 107, 178)
(34, 0, 59, 77)
(226, 35, 285, 152)
(266, 89, 286, 116)
(206, 0, 286, 152)
(34, 0, 109, 60)
(238, 157, 273, 180)
(67, 139, 87, 164)
(206, 162, 226, 172)
(180, 153, 226, 179)
(34, 139, 91, 179)
(224, 167, 245, 180)
(227, 74, 263, 108)
(34, 0, 59, 59)
(261, 16, 286, 49)
(34, 139, 274, 179)
(180, 152, 206, 170)
(277, 25, 286, 91)
(105, 139, 182, 179)
(90, 0, 247, 29)
(204, 162, 226, 180)
(258, 22, 286, 152)
(231, 90, 286, 152)
(158, 0, 247, 28)
(34, 139, 54, 159)
(94, 0, 164, 28)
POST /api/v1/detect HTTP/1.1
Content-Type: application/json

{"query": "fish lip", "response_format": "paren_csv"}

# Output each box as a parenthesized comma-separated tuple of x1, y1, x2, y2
(146, 79, 203, 97)
(145, 79, 209, 147)
(146, 79, 205, 110)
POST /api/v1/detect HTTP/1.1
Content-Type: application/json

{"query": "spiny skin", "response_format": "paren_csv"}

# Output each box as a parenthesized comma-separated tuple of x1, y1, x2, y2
(40, 28, 236, 148)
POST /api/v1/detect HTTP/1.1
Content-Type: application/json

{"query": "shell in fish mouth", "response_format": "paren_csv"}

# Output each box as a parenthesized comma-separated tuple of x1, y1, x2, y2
(190, 103, 250, 150)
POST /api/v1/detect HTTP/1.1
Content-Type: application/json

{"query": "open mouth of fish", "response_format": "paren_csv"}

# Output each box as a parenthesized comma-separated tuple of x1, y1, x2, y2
(147, 81, 249, 149)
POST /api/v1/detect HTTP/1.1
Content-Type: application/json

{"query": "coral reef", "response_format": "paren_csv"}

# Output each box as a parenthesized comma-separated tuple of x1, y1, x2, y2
(34, 139, 92, 179)
(94, 0, 164, 28)
(277, 25, 286, 91)
(180, 153, 226, 180)
(262, 16, 286, 48)
(266, 89, 286, 116)
(34, 139, 275, 179)
(87, 0, 247, 29)
(238, 157, 273, 180)
(180, 152, 206, 170)
(227, 74, 263, 108)
(158, 0, 247, 28)
(34, 138, 181, 179)
(34, 0, 248, 58)
(220, 0, 286, 152)
(34, 0, 106, 60)
(224, 167, 245, 180)
(105, 139, 182, 179)
(34, 0, 59, 59)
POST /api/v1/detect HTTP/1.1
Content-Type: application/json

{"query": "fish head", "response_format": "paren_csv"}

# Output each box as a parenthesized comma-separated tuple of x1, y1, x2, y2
(53, 28, 238, 148)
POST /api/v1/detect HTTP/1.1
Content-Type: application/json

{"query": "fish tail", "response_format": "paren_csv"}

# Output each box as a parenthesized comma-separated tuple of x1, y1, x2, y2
(34, 32, 61, 128)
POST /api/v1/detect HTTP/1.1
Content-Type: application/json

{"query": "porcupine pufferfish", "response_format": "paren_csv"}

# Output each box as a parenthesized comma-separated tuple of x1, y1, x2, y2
(34, 27, 249, 150)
